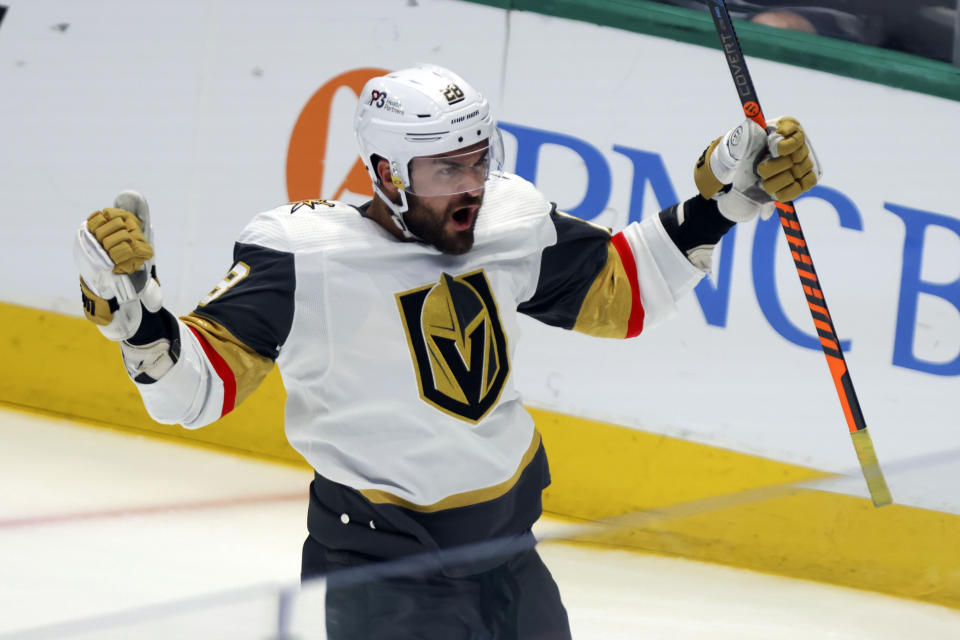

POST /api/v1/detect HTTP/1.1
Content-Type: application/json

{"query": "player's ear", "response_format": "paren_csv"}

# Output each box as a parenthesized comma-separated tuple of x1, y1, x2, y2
(374, 156, 399, 198)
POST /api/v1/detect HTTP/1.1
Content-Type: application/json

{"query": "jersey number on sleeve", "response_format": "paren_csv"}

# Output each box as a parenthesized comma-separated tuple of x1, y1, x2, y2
(199, 262, 250, 306)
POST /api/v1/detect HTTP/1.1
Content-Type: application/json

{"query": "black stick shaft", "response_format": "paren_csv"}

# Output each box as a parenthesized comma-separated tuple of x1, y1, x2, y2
(706, 0, 891, 507)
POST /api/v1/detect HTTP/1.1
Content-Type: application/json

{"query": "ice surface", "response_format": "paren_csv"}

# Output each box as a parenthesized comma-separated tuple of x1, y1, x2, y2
(2, 407, 958, 639)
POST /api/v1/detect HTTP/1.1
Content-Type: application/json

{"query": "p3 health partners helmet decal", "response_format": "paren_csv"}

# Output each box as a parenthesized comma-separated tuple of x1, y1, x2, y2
(395, 270, 509, 423)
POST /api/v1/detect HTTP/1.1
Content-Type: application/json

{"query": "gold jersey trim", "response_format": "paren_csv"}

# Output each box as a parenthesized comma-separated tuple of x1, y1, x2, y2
(360, 429, 542, 513)
(181, 313, 274, 408)
(572, 241, 634, 338)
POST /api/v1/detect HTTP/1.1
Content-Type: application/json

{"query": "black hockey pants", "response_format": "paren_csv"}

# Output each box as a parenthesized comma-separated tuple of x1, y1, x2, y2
(302, 534, 572, 640)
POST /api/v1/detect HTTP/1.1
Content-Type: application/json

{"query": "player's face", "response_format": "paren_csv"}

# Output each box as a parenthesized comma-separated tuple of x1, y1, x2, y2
(405, 142, 488, 255)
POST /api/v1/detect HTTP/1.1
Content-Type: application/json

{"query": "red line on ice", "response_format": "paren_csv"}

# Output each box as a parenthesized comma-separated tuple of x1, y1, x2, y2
(0, 491, 308, 529)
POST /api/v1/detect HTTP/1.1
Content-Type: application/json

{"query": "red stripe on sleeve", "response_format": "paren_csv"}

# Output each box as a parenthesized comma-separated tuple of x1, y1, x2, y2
(611, 232, 645, 338)
(187, 326, 236, 417)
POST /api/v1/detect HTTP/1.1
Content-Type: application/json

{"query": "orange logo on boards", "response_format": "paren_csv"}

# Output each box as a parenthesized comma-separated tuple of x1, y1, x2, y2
(285, 68, 389, 203)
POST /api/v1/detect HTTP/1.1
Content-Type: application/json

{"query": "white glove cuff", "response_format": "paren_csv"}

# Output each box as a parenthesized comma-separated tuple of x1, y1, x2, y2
(717, 188, 775, 223)
(709, 131, 739, 184)
(140, 277, 163, 313)
(74, 226, 138, 303)
(121, 338, 176, 381)
(97, 299, 143, 341)
(709, 120, 767, 185)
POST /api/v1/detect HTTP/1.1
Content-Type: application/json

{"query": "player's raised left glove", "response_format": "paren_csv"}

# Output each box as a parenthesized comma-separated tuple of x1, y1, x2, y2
(73, 191, 162, 341)
(695, 116, 822, 222)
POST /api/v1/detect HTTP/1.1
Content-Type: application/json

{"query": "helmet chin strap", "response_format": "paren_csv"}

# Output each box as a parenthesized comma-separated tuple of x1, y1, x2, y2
(373, 183, 419, 240)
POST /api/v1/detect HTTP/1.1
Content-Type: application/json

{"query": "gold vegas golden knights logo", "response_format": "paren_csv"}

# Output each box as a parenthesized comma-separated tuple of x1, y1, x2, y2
(396, 270, 510, 423)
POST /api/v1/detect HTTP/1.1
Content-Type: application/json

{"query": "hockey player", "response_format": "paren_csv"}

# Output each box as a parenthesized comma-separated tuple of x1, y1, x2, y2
(73, 64, 820, 639)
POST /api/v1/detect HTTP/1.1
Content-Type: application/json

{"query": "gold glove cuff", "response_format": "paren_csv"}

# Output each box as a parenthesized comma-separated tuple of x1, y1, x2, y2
(80, 277, 116, 326)
(694, 137, 724, 199)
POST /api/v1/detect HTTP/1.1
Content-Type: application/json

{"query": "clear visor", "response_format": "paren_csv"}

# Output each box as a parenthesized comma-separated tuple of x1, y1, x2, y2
(406, 130, 504, 197)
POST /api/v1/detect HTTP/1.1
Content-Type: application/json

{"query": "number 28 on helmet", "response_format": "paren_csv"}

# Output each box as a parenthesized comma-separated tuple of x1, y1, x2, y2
(354, 64, 504, 229)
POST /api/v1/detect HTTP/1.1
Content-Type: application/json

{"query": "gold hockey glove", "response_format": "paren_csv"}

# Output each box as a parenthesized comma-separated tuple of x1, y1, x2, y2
(73, 191, 163, 341)
(695, 119, 774, 222)
(695, 117, 823, 222)
(86, 207, 154, 274)
(756, 116, 822, 203)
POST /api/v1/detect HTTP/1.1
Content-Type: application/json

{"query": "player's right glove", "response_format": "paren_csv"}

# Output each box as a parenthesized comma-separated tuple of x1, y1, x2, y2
(73, 191, 162, 342)
(694, 116, 822, 222)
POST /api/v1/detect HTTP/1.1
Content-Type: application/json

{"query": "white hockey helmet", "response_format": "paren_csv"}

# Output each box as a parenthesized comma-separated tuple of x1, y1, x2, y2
(354, 64, 503, 236)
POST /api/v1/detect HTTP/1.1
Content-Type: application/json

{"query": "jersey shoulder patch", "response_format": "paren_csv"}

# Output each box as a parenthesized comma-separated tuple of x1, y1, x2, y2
(237, 199, 369, 254)
(287, 199, 337, 214)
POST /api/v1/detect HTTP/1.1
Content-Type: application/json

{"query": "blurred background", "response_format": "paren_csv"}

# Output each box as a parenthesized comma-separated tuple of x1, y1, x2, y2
(652, 0, 960, 64)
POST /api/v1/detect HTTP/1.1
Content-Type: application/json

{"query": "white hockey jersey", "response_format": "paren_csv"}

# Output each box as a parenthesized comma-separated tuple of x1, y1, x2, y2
(134, 173, 704, 519)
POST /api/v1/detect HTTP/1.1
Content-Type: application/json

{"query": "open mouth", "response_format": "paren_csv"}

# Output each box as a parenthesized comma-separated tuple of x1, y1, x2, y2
(450, 206, 476, 231)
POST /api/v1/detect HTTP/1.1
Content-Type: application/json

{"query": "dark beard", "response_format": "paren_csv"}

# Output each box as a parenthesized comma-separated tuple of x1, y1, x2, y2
(404, 192, 483, 255)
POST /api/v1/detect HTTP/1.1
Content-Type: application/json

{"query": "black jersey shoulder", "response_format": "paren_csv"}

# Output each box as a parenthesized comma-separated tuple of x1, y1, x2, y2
(517, 209, 612, 330)
(191, 242, 296, 360)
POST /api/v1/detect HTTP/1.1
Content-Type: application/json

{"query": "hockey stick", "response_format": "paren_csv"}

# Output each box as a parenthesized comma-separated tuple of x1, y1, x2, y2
(706, 0, 892, 507)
